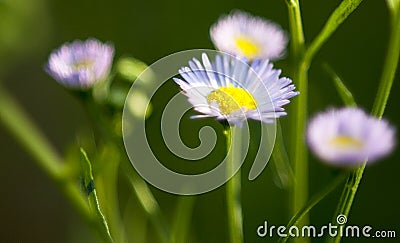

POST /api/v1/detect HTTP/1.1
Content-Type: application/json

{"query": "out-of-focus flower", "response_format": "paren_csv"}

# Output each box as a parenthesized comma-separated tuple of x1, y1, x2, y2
(45, 38, 114, 89)
(307, 107, 396, 166)
(210, 11, 288, 61)
(173, 53, 298, 126)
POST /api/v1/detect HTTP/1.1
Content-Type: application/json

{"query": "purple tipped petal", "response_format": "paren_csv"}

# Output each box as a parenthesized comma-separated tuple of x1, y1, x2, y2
(45, 38, 114, 89)
(173, 53, 298, 126)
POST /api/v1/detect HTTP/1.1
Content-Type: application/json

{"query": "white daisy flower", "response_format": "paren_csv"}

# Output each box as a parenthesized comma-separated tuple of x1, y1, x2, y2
(210, 11, 288, 61)
(173, 53, 299, 127)
(307, 107, 396, 166)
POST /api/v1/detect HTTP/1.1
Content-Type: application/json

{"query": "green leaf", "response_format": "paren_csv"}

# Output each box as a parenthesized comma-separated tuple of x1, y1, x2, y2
(271, 121, 294, 189)
(323, 63, 357, 107)
(170, 196, 195, 243)
(304, 0, 364, 64)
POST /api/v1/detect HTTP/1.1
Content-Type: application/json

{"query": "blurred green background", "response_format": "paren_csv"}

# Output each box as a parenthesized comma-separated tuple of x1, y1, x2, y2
(0, 0, 399, 242)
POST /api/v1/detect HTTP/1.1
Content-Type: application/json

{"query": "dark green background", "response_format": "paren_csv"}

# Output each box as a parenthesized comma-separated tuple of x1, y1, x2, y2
(0, 0, 399, 242)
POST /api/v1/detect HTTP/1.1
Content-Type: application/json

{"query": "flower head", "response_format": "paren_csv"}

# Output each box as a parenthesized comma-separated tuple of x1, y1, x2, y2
(173, 53, 299, 126)
(45, 38, 114, 89)
(307, 107, 396, 166)
(210, 11, 288, 61)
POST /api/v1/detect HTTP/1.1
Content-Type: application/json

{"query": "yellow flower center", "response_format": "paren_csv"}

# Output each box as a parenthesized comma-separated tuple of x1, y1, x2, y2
(235, 37, 259, 59)
(73, 60, 93, 70)
(330, 136, 364, 149)
(207, 87, 257, 115)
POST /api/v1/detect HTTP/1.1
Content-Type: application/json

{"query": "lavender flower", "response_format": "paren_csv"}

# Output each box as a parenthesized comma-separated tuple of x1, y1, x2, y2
(45, 38, 114, 89)
(307, 107, 396, 166)
(210, 11, 288, 61)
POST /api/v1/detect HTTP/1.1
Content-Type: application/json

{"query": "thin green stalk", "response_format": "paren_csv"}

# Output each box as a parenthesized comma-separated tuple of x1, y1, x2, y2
(96, 151, 126, 243)
(0, 85, 64, 180)
(129, 169, 169, 243)
(285, 0, 309, 225)
(123, 161, 169, 243)
(286, 0, 306, 59)
(278, 173, 347, 243)
(372, 8, 400, 118)
(170, 196, 195, 243)
(333, 165, 365, 218)
(290, 62, 309, 221)
(80, 148, 114, 243)
(326, 165, 365, 243)
(303, 0, 364, 65)
(284, 2, 367, 241)
(285, 4, 310, 240)
(82, 96, 127, 243)
(83, 95, 168, 243)
(0, 85, 106, 239)
(224, 125, 243, 243)
(328, 4, 400, 243)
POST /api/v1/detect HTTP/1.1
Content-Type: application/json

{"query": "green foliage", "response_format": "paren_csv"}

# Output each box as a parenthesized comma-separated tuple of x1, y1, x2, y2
(116, 56, 149, 82)
(271, 122, 294, 189)
(305, 0, 364, 64)
(322, 64, 356, 107)
(386, 0, 400, 13)
(80, 148, 114, 243)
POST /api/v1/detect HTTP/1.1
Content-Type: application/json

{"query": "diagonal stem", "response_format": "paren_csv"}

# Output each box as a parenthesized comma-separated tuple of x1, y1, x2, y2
(83, 97, 169, 243)
(278, 172, 347, 243)
(80, 148, 114, 243)
(0, 85, 109, 239)
(328, 4, 400, 243)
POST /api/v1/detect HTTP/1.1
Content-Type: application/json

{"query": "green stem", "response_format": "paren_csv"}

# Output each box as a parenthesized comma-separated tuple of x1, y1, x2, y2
(329, 4, 400, 243)
(286, 0, 306, 59)
(83, 95, 168, 243)
(303, 0, 364, 65)
(284, 2, 367, 242)
(372, 9, 400, 118)
(278, 173, 347, 243)
(90, 189, 114, 243)
(0, 85, 104, 239)
(285, 1, 309, 239)
(170, 196, 195, 243)
(122, 159, 169, 243)
(224, 125, 243, 243)
(0, 85, 64, 180)
(290, 62, 309, 221)
(326, 165, 365, 243)
(81, 96, 127, 243)
(80, 148, 114, 243)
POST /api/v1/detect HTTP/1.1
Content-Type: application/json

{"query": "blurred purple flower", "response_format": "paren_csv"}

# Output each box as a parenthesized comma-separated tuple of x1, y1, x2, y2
(307, 107, 396, 166)
(45, 38, 114, 89)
